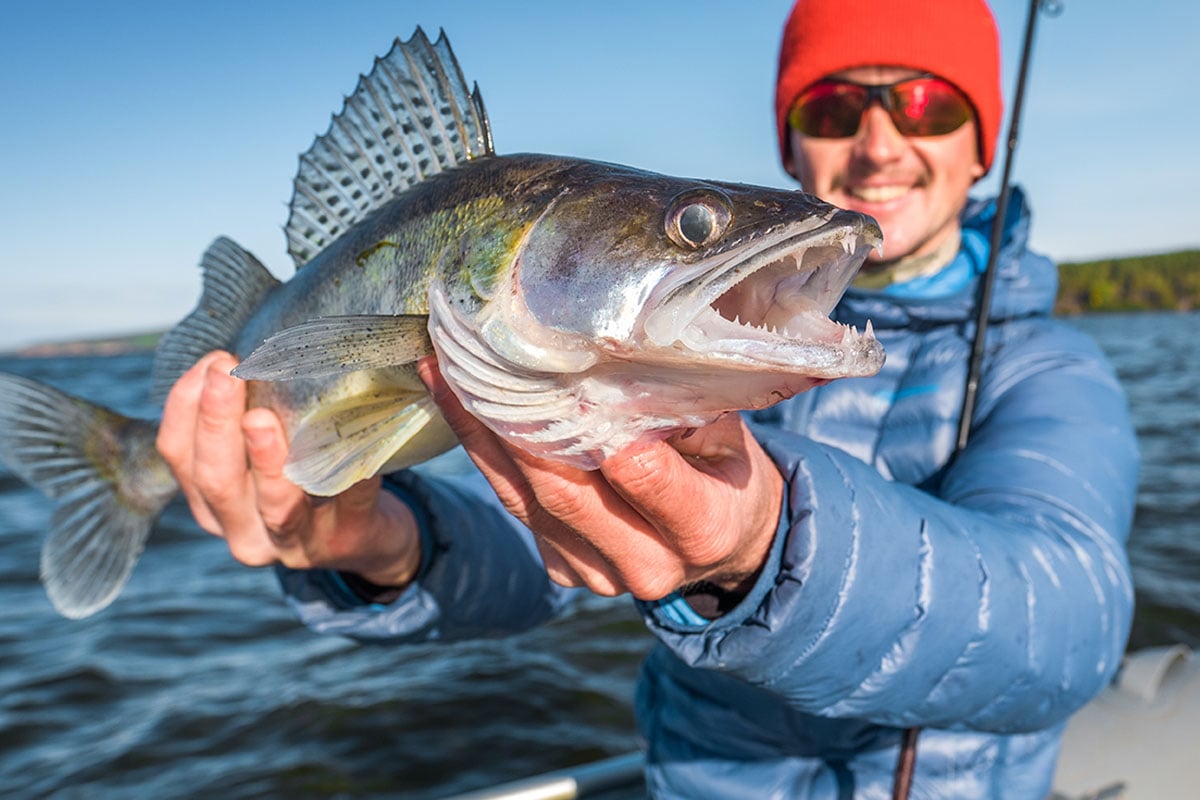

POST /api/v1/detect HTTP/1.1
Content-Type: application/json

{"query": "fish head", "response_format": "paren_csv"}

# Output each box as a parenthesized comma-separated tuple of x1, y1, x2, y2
(430, 160, 886, 467)
(504, 164, 883, 376)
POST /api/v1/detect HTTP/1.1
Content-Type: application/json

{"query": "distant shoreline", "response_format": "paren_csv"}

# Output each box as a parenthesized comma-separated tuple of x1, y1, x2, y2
(4, 249, 1196, 358)
(1056, 249, 1199, 315)
(4, 332, 161, 359)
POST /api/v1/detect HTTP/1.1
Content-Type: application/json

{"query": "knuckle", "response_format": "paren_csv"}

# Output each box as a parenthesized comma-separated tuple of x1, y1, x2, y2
(276, 549, 315, 571)
(534, 486, 592, 522)
(493, 481, 537, 523)
(667, 514, 736, 566)
(156, 427, 182, 465)
(259, 500, 306, 542)
(606, 443, 680, 491)
(628, 567, 684, 602)
(192, 465, 244, 507)
(679, 532, 737, 568)
(197, 381, 242, 430)
(226, 536, 275, 567)
(588, 579, 623, 598)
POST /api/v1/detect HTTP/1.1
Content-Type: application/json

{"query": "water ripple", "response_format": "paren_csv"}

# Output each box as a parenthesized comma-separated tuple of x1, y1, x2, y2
(1, 314, 1196, 797)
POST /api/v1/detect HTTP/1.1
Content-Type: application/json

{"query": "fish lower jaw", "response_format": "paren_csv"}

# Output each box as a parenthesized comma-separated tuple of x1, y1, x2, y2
(669, 306, 882, 377)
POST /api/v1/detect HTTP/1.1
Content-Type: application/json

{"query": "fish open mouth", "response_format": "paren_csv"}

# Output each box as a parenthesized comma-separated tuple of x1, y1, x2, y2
(642, 210, 885, 376)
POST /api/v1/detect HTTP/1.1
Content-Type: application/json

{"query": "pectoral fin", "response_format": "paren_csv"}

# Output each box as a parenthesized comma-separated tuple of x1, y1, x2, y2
(232, 315, 432, 382)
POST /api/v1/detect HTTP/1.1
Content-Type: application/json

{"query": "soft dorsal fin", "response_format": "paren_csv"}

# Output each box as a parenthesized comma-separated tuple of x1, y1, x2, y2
(285, 27, 495, 269)
(151, 237, 281, 403)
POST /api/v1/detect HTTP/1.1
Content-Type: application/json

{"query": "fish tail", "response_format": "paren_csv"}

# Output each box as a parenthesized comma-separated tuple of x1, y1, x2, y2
(0, 372, 179, 618)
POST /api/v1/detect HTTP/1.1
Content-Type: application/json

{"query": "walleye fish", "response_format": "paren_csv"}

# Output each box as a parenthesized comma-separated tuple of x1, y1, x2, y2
(0, 29, 884, 619)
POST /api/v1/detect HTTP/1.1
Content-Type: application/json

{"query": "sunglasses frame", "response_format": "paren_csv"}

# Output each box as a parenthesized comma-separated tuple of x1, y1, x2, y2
(789, 73, 974, 139)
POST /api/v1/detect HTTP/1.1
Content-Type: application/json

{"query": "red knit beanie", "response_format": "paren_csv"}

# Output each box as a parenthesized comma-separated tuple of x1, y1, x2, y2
(775, 0, 1003, 172)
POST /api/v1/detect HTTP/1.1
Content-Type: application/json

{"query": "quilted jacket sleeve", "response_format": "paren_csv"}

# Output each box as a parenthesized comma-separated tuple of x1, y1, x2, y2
(276, 463, 574, 643)
(640, 321, 1138, 733)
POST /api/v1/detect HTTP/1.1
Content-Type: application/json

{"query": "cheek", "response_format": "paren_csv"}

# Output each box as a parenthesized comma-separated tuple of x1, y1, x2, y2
(923, 129, 983, 193)
(789, 133, 848, 195)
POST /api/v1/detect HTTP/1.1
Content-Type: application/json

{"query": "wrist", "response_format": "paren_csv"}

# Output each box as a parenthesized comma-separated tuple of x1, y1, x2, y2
(709, 469, 782, 593)
(347, 490, 423, 589)
(689, 465, 783, 608)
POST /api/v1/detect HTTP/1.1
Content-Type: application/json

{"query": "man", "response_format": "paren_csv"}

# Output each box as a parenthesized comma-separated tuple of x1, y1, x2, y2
(158, 0, 1138, 795)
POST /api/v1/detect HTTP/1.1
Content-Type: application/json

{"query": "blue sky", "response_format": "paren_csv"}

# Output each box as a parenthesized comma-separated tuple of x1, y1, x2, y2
(2, 0, 1197, 350)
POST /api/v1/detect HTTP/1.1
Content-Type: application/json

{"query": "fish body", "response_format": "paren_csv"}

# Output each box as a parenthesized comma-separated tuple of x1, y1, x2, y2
(0, 29, 883, 619)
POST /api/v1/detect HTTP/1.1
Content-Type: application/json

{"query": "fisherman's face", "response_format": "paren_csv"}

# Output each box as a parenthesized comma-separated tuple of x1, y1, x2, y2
(786, 66, 985, 265)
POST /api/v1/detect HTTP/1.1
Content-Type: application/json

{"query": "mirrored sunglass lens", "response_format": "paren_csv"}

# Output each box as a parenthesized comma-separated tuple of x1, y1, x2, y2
(891, 79, 972, 136)
(789, 84, 865, 138)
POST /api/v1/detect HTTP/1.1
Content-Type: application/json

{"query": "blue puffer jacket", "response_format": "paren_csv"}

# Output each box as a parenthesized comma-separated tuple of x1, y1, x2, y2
(278, 189, 1138, 799)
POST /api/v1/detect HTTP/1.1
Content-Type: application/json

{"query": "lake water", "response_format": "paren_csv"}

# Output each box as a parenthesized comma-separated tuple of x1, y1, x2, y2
(1, 311, 1196, 799)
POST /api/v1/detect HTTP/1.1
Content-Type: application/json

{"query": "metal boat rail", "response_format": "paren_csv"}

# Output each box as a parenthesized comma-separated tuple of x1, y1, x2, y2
(438, 751, 645, 800)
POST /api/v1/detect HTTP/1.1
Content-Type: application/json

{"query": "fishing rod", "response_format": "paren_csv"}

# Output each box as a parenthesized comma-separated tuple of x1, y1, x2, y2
(892, 1, 1060, 798)
(956, 0, 1062, 452)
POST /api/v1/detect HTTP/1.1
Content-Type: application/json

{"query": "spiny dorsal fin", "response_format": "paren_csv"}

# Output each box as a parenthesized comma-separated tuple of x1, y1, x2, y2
(151, 237, 281, 403)
(285, 27, 494, 269)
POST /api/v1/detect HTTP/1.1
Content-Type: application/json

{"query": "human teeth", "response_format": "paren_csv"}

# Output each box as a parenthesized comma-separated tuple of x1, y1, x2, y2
(850, 185, 909, 203)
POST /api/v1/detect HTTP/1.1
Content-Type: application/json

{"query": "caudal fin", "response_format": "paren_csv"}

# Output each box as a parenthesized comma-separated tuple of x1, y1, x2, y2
(0, 373, 179, 618)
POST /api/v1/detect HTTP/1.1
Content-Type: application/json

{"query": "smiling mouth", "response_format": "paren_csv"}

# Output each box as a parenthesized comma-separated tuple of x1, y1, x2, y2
(847, 185, 913, 203)
(642, 211, 885, 374)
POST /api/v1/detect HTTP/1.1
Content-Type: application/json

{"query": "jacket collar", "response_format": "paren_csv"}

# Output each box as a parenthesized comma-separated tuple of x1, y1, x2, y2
(833, 186, 1058, 330)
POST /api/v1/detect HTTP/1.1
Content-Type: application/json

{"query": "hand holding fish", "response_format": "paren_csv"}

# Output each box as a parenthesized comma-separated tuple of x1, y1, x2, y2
(418, 358, 783, 601)
(157, 352, 422, 588)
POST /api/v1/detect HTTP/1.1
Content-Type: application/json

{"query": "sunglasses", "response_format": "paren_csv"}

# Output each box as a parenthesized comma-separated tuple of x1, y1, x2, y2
(788, 74, 973, 139)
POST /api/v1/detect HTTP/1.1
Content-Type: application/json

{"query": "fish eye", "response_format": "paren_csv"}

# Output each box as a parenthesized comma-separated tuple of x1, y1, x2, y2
(665, 190, 732, 250)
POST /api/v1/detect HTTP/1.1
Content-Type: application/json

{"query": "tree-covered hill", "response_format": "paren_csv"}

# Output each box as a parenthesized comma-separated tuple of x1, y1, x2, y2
(1057, 249, 1200, 314)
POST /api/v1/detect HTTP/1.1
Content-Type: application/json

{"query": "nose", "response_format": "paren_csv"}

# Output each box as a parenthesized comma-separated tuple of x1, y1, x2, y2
(853, 105, 907, 165)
